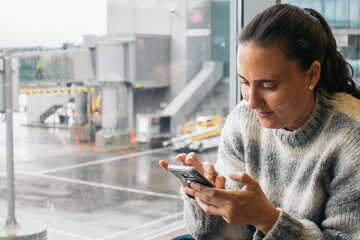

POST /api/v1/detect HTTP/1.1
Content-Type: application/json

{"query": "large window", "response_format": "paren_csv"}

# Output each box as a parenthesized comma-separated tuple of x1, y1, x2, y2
(3, 0, 358, 238)
(283, 0, 360, 28)
(18, 52, 74, 82)
(0, 0, 230, 239)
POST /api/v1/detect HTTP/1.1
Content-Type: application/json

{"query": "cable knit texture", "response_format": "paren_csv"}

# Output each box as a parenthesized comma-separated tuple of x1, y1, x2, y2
(182, 92, 360, 239)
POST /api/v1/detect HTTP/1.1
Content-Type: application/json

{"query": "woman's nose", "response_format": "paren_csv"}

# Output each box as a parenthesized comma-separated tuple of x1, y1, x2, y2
(247, 87, 262, 110)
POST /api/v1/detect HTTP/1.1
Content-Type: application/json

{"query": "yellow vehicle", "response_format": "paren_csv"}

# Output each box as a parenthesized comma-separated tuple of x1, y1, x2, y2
(163, 115, 227, 152)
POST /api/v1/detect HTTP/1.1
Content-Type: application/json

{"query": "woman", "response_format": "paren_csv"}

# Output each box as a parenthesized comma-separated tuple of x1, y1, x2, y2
(160, 4, 360, 239)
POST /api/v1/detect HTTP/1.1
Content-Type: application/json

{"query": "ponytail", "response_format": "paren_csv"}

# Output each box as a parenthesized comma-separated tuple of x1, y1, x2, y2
(304, 8, 360, 98)
(239, 4, 360, 99)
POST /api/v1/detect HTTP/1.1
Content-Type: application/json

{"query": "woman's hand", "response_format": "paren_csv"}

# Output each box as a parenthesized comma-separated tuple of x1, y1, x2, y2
(159, 152, 226, 189)
(159, 159, 186, 188)
(184, 172, 280, 235)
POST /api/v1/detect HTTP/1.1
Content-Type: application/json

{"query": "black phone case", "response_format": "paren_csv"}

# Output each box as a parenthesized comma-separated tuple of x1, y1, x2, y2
(167, 165, 216, 188)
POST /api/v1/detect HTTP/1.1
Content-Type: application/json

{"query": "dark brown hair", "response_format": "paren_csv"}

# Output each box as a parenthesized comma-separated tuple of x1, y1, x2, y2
(238, 4, 360, 98)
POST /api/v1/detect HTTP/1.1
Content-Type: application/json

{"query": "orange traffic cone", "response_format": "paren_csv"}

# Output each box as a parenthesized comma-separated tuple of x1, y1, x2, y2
(130, 131, 135, 143)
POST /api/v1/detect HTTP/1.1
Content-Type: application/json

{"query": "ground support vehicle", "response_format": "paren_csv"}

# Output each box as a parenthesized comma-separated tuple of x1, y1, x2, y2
(163, 115, 226, 152)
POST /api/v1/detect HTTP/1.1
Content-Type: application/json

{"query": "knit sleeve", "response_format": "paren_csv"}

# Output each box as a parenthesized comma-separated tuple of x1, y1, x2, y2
(181, 103, 255, 239)
(322, 137, 360, 239)
(256, 173, 360, 240)
(253, 209, 325, 240)
(255, 133, 360, 240)
(180, 189, 221, 239)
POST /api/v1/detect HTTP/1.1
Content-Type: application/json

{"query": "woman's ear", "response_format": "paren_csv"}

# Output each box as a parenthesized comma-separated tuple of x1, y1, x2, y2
(308, 61, 321, 87)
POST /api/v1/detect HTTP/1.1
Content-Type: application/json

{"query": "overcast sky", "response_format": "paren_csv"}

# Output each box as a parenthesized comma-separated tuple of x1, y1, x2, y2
(0, 0, 107, 48)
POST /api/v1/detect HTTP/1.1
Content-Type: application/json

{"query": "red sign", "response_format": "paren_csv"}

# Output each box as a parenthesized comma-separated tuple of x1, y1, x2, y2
(188, 9, 203, 24)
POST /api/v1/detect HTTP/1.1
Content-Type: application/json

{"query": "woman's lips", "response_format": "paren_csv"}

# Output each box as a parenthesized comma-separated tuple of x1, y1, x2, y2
(256, 111, 273, 118)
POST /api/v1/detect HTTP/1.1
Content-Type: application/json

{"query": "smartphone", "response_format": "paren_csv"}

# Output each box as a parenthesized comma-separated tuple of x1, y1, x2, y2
(167, 164, 216, 189)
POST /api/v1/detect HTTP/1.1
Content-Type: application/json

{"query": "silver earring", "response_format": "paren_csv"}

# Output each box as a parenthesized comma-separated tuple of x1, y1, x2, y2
(309, 84, 314, 90)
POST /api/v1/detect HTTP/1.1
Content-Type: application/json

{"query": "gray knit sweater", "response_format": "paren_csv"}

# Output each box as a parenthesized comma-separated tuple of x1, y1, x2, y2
(182, 92, 360, 239)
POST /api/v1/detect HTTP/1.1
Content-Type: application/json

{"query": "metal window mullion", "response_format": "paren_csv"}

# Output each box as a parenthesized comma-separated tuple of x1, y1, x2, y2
(229, 0, 243, 111)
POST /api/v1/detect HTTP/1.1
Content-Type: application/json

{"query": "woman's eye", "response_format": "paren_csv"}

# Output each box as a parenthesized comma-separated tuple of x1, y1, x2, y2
(240, 81, 250, 86)
(261, 83, 277, 90)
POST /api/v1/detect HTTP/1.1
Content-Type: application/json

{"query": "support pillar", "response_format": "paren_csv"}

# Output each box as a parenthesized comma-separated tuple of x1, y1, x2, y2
(1, 50, 47, 239)
(75, 91, 88, 124)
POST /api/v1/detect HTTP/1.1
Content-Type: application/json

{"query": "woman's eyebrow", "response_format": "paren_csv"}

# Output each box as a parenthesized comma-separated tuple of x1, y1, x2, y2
(237, 73, 277, 82)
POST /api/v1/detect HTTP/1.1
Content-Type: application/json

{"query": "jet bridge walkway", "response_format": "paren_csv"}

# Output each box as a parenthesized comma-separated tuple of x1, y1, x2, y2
(162, 61, 223, 129)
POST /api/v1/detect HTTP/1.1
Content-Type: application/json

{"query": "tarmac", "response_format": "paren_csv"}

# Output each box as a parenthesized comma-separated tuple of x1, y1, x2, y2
(0, 112, 218, 240)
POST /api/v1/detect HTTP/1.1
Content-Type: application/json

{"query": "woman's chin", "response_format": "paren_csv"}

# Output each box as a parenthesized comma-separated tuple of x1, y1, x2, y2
(259, 120, 282, 129)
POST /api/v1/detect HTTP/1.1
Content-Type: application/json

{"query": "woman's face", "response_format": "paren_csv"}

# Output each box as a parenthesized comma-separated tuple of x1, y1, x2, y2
(237, 43, 319, 130)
